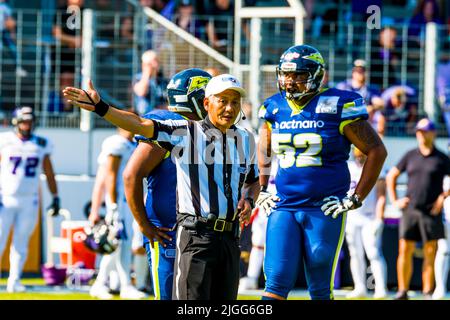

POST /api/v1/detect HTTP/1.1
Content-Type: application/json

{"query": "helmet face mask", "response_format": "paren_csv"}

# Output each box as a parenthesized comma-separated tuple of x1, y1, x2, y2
(167, 68, 212, 119)
(277, 70, 316, 100)
(17, 120, 33, 139)
(12, 106, 34, 139)
(277, 45, 325, 101)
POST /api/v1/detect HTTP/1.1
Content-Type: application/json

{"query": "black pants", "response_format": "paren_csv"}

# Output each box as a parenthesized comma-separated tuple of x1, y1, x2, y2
(172, 223, 241, 300)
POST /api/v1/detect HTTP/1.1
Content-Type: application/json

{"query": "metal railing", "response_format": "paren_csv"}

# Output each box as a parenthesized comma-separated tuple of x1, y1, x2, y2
(0, 8, 448, 136)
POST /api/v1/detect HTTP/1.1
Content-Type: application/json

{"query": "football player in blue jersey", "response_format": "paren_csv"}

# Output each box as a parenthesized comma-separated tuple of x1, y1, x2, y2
(122, 68, 212, 300)
(256, 45, 388, 300)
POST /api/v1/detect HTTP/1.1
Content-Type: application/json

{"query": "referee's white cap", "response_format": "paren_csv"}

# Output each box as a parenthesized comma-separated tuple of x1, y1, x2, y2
(205, 74, 246, 98)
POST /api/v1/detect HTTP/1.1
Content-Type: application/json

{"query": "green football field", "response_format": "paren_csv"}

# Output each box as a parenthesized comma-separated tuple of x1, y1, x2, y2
(0, 278, 264, 300)
(0, 278, 448, 300)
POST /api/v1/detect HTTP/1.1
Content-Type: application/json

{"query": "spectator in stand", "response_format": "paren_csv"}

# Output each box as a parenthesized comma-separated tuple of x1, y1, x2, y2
(154, 0, 176, 21)
(348, 0, 383, 59)
(175, 0, 203, 39)
(118, 15, 134, 63)
(139, 0, 175, 50)
(337, 59, 386, 136)
(133, 50, 168, 115)
(95, 0, 117, 65)
(370, 26, 401, 89)
(206, 0, 234, 56)
(47, 71, 75, 114)
(311, 6, 338, 39)
(53, 0, 85, 75)
(381, 85, 418, 135)
(96, 0, 114, 40)
(139, 0, 154, 50)
(408, 0, 443, 47)
(0, 0, 27, 77)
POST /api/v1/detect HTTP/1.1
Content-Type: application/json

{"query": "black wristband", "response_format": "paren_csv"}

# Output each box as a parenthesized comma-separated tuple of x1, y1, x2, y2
(260, 185, 268, 192)
(94, 99, 110, 117)
(350, 194, 362, 209)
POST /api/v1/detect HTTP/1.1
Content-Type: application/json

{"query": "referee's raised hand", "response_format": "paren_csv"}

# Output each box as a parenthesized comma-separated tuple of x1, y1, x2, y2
(63, 79, 100, 111)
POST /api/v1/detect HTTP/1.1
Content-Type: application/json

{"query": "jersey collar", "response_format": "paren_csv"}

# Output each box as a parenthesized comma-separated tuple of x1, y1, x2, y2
(287, 87, 329, 116)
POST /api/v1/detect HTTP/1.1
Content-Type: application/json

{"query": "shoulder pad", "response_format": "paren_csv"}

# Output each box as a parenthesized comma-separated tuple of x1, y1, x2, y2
(35, 136, 48, 147)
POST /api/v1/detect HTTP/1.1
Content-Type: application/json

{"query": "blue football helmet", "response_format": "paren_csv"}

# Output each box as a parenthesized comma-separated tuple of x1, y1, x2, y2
(166, 68, 212, 119)
(277, 45, 325, 100)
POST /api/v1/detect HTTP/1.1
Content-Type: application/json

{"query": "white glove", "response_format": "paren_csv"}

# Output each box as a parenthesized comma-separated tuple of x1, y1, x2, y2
(371, 218, 384, 237)
(321, 195, 361, 219)
(105, 203, 119, 226)
(256, 191, 280, 214)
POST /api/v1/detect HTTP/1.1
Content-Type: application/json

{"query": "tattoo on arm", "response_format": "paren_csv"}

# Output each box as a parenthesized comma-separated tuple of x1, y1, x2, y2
(347, 120, 383, 151)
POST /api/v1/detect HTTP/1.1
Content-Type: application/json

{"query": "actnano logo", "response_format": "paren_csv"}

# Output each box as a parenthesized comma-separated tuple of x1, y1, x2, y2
(274, 120, 325, 130)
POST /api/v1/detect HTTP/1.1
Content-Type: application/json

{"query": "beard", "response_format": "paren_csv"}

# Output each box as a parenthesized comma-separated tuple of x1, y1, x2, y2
(17, 127, 32, 139)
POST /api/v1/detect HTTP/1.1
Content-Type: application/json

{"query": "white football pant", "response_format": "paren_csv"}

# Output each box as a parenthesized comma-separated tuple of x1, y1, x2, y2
(0, 195, 39, 284)
(434, 221, 450, 298)
(93, 199, 134, 289)
(132, 219, 149, 289)
(345, 217, 387, 294)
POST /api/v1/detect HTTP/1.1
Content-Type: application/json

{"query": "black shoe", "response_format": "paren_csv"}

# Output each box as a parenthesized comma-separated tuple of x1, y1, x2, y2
(394, 291, 409, 300)
(108, 288, 120, 295)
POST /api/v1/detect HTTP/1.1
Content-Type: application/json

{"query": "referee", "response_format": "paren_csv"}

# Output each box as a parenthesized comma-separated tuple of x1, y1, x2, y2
(63, 74, 260, 300)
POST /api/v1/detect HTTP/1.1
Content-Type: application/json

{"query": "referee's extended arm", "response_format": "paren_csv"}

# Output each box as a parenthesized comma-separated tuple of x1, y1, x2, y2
(63, 79, 155, 138)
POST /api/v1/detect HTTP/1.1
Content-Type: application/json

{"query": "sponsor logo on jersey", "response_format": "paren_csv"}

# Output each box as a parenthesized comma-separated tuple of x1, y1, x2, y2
(274, 120, 325, 130)
(315, 96, 339, 114)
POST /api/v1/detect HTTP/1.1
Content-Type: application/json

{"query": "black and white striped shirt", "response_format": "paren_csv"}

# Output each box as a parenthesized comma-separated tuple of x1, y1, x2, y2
(150, 116, 259, 221)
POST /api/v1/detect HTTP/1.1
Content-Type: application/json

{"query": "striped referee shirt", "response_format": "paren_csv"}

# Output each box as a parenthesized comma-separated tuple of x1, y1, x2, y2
(149, 116, 259, 221)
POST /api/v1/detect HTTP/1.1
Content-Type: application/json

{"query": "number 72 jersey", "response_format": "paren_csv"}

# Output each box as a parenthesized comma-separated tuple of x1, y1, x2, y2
(0, 131, 53, 197)
(259, 88, 368, 211)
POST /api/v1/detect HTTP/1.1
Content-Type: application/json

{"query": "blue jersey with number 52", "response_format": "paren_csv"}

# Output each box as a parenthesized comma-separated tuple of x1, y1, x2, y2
(259, 88, 368, 211)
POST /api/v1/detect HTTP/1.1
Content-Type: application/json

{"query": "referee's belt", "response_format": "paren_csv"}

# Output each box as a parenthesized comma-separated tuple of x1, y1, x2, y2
(181, 214, 236, 233)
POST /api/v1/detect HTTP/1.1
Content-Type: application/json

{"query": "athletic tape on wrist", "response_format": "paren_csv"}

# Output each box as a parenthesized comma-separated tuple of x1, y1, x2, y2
(80, 89, 109, 117)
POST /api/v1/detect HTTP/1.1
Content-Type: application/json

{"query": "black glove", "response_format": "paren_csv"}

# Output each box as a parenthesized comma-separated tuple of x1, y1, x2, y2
(49, 196, 60, 217)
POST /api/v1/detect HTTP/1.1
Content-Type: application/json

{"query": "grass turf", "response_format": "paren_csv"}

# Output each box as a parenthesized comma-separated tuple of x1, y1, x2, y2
(1, 279, 447, 300)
